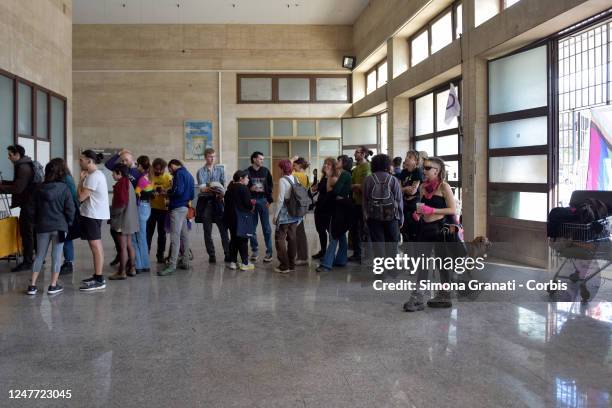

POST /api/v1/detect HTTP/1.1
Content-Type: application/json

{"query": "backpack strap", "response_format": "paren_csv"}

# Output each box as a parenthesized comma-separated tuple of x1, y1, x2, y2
(283, 176, 295, 186)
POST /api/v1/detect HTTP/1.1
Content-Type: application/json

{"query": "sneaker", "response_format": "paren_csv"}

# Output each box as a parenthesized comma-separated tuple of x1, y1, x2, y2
(263, 254, 273, 263)
(59, 262, 73, 275)
(81, 275, 97, 284)
(228, 262, 238, 270)
(250, 252, 259, 262)
(209, 256, 216, 264)
(47, 284, 64, 295)
(426, 291, 452, 308)
(295, 259, 308, 266)
(403, 293, 425, 312)
(240, 263, 255, 271)
(274, 267, 290, 274)
(79, 278, 106, 291)
(311, 252, 325, 260)
(158, 266, 176, 276)
(315, 266, 330, 273)
(11, 262, 32, 273)
(26, 285, 38, 295)
(177, 262, 191, 270)
(108, 271, 127, 280)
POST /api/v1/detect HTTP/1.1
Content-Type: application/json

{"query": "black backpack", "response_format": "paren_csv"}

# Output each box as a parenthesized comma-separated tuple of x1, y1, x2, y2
(366, 173, 397, 221)
(283, 176, 310, 217)
(576, 198, 608, 224)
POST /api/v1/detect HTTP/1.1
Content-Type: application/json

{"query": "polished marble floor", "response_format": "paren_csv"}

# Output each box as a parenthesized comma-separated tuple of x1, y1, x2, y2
(1, 219, 611, 407)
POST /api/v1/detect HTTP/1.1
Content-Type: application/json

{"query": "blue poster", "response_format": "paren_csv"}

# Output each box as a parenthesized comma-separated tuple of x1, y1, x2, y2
(184, 120, 213, 160)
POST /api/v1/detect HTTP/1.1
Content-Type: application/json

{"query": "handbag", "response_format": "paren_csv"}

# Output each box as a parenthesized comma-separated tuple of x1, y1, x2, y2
(236, 207, 255, 238)
(66, 206, 81, 241)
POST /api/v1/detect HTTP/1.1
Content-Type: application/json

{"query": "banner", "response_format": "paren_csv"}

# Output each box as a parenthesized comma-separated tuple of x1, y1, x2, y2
(586, 107, 612, 190)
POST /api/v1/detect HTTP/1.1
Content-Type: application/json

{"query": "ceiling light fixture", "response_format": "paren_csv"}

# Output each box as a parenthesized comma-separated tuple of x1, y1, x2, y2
(342, 56, 356, 70)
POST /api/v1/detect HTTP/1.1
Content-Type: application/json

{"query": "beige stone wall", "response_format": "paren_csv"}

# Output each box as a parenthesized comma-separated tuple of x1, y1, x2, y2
(0, 0, 72, 161)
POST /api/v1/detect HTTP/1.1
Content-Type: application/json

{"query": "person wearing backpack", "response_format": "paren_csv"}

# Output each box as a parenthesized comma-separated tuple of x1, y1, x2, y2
(0, 145, 42, 272)
(272, 159, 305, 273)
(291, 157, 310, 265)
(362, 154, 404, 262)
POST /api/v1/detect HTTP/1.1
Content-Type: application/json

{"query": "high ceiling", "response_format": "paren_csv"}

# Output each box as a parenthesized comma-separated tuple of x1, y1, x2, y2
(73, 0, 369, 25)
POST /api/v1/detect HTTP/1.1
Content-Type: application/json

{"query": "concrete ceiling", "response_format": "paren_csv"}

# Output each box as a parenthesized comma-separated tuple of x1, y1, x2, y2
(73, 0, 369, 25)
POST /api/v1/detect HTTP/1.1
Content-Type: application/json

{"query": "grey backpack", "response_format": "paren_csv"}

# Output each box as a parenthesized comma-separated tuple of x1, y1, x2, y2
(283, 176, 310, 217)
(30, 161, 44, 184)
(366, 173, 397, 221)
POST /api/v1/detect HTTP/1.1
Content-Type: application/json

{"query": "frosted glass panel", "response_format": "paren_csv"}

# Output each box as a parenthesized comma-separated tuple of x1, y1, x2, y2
(366, 70, 377, 94)
(238, 120, 270, 137)
(272, 141, 289, 158)
(292, 140, 309, 158)
(436, 90, 458, 131)
(505, 0, 521, 8)
(316, 78, 348, 101)
(377, 62, 388, 87)
(278, 78, 310, 101)
(18, 83, 32, 135)
(431, 12, 453, 54)
(475, 0, 500, 27)
(456, 4, 463, 38)
(342, 117, 377, 146)
(310, 140, 318, 157)
(415, 139, 434, 157)
(446, 160, 459, 182)
(0, 75, 14, 180)
(411, 31, 429, 66)
(489, 46, 547, 115)
(380, 112, 388, 154)
(319, 120, 341, 137)
(297, 120, 316, 137)
(36, 90, 48, 139)
(36, 140, 50, 167)
(273, 120, 293, 137)
(50, 96, 65, 159)
(489, 116, 547, 149)
(240, 78, 272, 101)
(489, 190, 547, 221)
(18, 137, 35, 159)
(437, 134, 459, 156)
(415, 93, 434, 136)
(319, 140, 340, 156)
(489, 155, 547, 183)
(238, 139, 270, 157)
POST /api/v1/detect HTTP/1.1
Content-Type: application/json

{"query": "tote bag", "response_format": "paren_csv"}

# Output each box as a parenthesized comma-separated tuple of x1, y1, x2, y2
(236, 208, 255, 238)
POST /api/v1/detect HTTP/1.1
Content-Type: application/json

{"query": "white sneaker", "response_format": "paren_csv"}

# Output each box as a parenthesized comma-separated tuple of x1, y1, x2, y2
(295, 259, 308, 266)
(250, 253, 258, 262)
(263, 254, 273, 263)
(274, 267, 290, 274)
(229, 262, 237, 270)
(240, 263, 255, 271)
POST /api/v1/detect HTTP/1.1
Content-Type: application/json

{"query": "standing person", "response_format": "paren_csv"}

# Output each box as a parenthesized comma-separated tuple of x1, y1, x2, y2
(316, 157, 353, 273)
(311, 169, 330, 259)
(291, 157, 310, 265)
(362, 154, 403, 262)
(246, 151, 274, 263)
(349, 146, 372, 263)
(158, 159, 194, 276)
(133, 155, 153, 273)
(26, 160, 75, 295)
(392, 157, 403, 178)
(273, 160, 303, 274)
(403, 157, 457, 312)
(57, 159, 79, 275)
(0, 145, 38, 272)
(398, 151, 424, 243)
(78, 150, 110, 291)
(223, 170, 255, 271)
(196, 148, 230, 263)
(147, 158, 172, 264)
(108, 164, 139, 280)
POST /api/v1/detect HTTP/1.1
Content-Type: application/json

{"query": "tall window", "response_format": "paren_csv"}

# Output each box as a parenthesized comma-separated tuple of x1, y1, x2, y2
(411, 80, 462, 196)
(558, 18, 611, 206)
(366, 59, 388, 95)
(410, 2, 462, 67)
(238, 74, 351, 103)
(475, 0, 523, 27)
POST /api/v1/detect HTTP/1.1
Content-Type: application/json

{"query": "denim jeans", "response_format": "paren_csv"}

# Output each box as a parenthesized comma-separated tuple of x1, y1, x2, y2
(63, 240, 74, 263)
(249, 198, 273, 256)
(169, 207, 189, 268)
(133, 202, 151, 269)
(320, 233, 348, 269)
(33, 232, 64, 273)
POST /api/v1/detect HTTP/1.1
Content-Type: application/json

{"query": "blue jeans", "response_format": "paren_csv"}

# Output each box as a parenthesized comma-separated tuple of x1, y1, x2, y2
(320, 233, 348, 269)
(249, 198, 273, 256)
(33, 232, 64, 273)
(133, 202, 151, 269)
(63, 240, 74, 263)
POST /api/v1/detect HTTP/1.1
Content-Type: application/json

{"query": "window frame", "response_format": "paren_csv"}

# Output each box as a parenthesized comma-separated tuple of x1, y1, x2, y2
(365, 58, 388, 95)
(237, 74, 351, 104)
(0, 67, 67, 162)
(408, 2, 462, 67)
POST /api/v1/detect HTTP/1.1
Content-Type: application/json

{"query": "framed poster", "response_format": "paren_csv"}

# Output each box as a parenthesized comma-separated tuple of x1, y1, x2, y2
(184, 120, 213, 161)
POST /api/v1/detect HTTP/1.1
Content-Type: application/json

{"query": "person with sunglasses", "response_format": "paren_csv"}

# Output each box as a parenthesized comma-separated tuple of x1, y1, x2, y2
(403, 157, 457, 312)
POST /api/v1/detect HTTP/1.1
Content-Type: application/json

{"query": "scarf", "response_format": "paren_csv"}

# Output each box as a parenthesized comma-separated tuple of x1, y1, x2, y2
(422, 179, 441, 200)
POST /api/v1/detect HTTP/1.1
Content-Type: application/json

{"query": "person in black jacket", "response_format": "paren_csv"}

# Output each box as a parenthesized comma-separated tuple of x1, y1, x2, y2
(246, 151, 274, 263)
(26, 159, 76, 295)
(311, 171, 330, 259)
(224, 170, 255, 270)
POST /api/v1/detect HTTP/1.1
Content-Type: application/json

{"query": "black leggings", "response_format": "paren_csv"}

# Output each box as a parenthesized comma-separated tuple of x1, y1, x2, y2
(147, 208, 167, 258)
(416, 220, 450, 286)
(314, 211, 330, 254)
(229, 227, 249, 265)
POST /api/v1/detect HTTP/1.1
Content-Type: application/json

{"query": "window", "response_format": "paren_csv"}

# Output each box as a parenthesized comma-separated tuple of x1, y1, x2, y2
(475, 0, 523, 27)
(409, 2, 462, 67)
(238, 74, 350, 103)
(411, 80, 462, 194)
(0, 69, 67, 169)
(366, 59, 388, 95)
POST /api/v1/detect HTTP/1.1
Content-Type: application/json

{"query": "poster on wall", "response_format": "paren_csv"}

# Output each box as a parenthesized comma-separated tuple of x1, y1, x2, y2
(184, 120, 213, 161)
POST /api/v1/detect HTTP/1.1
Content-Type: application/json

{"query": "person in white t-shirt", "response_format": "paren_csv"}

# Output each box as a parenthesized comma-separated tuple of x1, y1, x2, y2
(77, 150, 110, 292)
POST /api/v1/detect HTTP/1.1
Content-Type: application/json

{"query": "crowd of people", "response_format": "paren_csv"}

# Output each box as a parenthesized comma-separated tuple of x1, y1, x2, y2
(1, 144, 460, 311)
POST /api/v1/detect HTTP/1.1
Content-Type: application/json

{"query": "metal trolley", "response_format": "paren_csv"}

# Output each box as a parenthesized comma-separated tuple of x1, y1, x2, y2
(548, 191, 612, 302)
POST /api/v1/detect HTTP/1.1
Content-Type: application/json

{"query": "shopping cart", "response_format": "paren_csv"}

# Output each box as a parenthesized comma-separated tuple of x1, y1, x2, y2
(548, 191, 612, 302)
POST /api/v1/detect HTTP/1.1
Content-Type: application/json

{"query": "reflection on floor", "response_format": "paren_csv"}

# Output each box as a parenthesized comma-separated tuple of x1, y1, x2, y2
(0, 220, 610, 407)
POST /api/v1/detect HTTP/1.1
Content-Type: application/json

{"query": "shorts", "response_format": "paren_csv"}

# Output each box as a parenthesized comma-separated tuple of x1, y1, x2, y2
(80, 216, 103, 241)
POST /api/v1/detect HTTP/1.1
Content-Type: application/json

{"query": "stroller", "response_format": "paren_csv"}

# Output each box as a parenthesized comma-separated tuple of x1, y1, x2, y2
(548, 191, 612, 302)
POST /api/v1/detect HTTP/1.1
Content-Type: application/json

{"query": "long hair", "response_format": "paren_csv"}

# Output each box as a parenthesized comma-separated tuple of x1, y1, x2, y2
(425, 157, 447, 183)
(44, 159, 67, 183)
(337, 155, 353, 172)
(323, 157, 338, 177)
